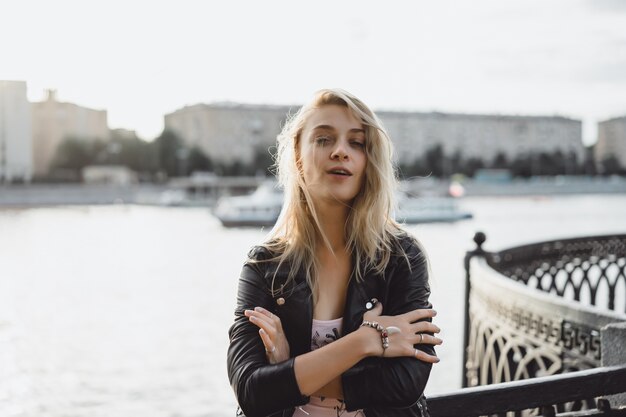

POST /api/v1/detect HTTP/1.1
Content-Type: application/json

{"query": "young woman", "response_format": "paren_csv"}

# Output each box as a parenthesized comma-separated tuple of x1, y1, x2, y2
(227, 89, 442, 417)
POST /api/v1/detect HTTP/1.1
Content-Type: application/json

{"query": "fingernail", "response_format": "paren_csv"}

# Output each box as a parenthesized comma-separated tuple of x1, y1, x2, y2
(259, 328, 265, 334)
(432, 310, 437, 316)
(254, 306, 262, 312)
(249, 316, 256, 321)
(244, 310, 252, 316)
(435, 357, 441, 363)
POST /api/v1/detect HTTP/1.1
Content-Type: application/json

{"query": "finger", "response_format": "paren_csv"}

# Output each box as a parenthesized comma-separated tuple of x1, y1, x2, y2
(414, 333, 443, 345)
(259, 328, 275, 352)
(248, 313, 277, 335)
(411, 322, 441, 334)
(414, 348, 440, 364)
(254, 306, 279, 321)
(245, 309, 275, 325)
(403, 308, 437, 323)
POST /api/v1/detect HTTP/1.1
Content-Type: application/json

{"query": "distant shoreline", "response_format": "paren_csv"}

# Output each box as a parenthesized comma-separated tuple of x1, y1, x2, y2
(1, 177, 625, 207)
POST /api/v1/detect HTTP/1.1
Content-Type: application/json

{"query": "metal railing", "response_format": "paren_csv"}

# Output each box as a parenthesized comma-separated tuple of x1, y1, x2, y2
(429, 364, 626, 417)
(430, 233, 626, 416)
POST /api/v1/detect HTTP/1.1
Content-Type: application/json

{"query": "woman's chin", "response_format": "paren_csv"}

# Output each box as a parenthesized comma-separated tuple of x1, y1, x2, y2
(324, 192, 357, 207)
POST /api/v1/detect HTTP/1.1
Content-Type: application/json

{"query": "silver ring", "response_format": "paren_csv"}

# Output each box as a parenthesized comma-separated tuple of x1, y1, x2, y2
(418, 333, 424, 343)
(414, 348, 419, 358)
(265, 346, 276, 354)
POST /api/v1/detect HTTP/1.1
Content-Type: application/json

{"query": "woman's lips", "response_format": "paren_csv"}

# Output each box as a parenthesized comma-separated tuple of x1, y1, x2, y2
(327, 172, 352, 180)
(326, 167, 353, 176)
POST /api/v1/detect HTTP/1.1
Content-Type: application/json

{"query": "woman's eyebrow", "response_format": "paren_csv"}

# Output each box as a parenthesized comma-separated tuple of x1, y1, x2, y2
(312, 125, 335, 131)
(312, 125, 365, 134)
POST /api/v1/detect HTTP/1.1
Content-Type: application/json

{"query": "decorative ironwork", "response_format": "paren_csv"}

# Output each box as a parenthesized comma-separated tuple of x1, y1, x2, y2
(462, 233, 626, 415)
(486, 235, 626, 313)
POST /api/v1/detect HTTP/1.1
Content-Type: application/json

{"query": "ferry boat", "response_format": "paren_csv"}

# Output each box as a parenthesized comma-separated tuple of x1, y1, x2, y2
(394, 192, 473, 224)
(213, 181, 283, 227)
(214, 182, 472, 227)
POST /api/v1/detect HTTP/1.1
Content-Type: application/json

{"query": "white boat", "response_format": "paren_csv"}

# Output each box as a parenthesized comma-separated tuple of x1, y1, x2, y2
(214, 184, 472, 228)
(213, 181, 283, 227)
(395, 192, 473, 224)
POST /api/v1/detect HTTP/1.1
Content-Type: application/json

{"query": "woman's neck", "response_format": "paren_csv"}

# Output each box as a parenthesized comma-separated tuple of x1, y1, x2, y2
(314, 201, 350, 253)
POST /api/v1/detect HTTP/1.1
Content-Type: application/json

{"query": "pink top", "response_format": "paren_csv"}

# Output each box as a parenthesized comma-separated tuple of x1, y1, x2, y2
(292, 318, 364, 417)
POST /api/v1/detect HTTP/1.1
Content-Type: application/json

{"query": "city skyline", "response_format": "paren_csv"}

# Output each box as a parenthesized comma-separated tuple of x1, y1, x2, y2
(2, 0, 625, 145)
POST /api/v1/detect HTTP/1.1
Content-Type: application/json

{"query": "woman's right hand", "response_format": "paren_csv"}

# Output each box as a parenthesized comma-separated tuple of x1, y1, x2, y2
(361, 301, 442, 363)
(244, 307, 291, 364)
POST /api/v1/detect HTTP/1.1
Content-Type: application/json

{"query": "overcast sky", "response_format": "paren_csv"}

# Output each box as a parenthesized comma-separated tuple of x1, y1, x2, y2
(2, 0, 625, 145)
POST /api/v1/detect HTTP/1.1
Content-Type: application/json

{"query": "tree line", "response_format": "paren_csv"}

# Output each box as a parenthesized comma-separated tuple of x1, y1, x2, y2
(398, 144, 624, 178)
(48, 132, 624, 181)
(48, 130, 275, 181)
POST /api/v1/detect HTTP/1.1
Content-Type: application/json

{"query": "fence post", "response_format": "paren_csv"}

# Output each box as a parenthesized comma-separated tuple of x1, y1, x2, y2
(601, 322, 626, 408)
(462, 231, 486, 388)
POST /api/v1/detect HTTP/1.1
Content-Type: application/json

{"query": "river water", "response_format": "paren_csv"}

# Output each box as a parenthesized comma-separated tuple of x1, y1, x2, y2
(1, 195, 625, 417)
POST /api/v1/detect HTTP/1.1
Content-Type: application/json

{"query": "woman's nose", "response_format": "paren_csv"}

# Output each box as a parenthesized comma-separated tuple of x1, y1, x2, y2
(330, 141, 348, 160)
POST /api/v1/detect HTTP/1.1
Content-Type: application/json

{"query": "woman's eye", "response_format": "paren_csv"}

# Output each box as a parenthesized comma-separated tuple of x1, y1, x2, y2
(351, 141, 365, 148)
(316, 136, 330, 145)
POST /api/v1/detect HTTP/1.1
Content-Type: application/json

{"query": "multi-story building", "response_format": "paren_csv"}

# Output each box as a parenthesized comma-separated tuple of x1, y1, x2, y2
(31, 89, 109, 176)
(164, 102, 296, 165)
(164, 101, 584, 168)
(0, 80, 33, 183)
(377, 112, 584, 165)
(596, 116, 626, 169)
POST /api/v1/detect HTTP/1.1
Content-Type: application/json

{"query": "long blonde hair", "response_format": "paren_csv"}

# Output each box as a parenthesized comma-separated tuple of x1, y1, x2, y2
(261, 88, 406, 296)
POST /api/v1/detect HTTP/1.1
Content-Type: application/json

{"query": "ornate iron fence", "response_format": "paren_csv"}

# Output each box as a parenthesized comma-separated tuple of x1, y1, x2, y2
(455, 232, 626, 416)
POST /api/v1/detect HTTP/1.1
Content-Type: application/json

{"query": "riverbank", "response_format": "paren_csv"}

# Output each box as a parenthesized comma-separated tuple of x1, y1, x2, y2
(1, 176, 625, 207)
(404, 175, 626, 196)
(0, 183, 169, 207)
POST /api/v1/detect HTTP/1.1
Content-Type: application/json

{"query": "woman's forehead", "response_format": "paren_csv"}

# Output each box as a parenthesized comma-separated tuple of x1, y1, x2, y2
(304, 104, 363, 132)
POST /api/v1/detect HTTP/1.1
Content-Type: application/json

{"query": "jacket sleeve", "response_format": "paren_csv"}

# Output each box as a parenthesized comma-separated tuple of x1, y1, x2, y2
(341, 235, 435, 411)
(227, 249, 309, 417)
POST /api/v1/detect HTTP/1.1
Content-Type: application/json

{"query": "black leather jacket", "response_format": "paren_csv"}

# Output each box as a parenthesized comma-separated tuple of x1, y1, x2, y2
(227, 233, 434, 417)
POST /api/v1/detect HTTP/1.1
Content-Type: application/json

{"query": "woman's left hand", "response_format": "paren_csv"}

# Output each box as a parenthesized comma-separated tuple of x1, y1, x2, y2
(244, 307, 291, 364)
(362, 301, 442, 362)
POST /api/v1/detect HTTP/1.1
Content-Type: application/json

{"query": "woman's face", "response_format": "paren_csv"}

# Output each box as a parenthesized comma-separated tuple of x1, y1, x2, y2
(298, 104, 367, 206)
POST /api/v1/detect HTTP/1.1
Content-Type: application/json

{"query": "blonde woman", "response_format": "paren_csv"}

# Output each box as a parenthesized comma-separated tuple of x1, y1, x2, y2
(227, 89, 441, 417)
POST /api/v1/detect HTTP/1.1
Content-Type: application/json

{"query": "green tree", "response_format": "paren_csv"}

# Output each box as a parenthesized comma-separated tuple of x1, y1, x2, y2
(511, 154, 532, 177)
(187, 146, 213, 174)
(462, 157, 485, 177)
(582, 146, 597, 176)
(50, 137, 97, 173)
(424, 144, 444, 177)
(491, 152, 508, 170)
(601, 156, 624, 176)
(252, 145, 275, 176)
(153, 130, 183, 177)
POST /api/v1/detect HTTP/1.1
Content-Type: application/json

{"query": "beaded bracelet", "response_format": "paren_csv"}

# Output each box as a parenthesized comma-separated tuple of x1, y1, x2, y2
(361, 320, 389, 356)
